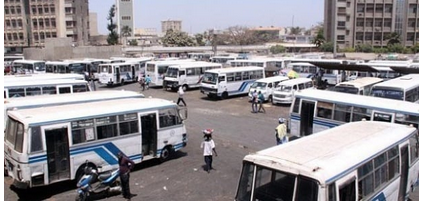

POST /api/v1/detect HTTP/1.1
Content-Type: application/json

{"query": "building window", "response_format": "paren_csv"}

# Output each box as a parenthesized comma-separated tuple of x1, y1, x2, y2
(122, 16, 131, 20)
(374, 19, 382, 27)
(16, 6, 21, 14)
(6, 20, 11, 28)
(375, 5, 383, 13)
(357, 4, 364, 12)
(5, 7, 10, 15)
(366, 19, 373, 27)
(366, 4, 374, 13)
(374, 33, 382, 41)
(356, 19, 364, 27)
(337, 21, 346, 28)
(337, 35, 345, 41)
(365, 33, 373, 41)
(384, 19, 392, 27)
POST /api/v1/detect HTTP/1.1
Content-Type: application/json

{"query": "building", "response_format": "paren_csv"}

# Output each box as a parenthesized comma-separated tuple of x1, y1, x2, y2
(89, 12, 99, 36)
(324, 0, 419, 50)
(161, 20, 182, 34)
(115, 0, 134, 37)
(4, 0, 90, 53)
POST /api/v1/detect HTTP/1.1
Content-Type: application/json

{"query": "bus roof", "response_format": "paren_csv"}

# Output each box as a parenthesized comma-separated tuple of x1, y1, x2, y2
(254, 76, 289, 83)
(205, 66, 264, 74)
(230, 58, 283, 63)
(5, 79, 88, 88)
(278, 77, 312, 85)
(335, 77, 384, 88)
(371, 74, 419, 90)
(288, 62, 317, 66)
(296, 89, 419, 116)
(243, 121, 416, 184)
(8, 98, 177, 127)
(4, 73, 85, 82)
(4, 90, 144, 110)
(13, 60, 45, 64)
(146, 60, 195, 65)
(169, 62, 222, 68)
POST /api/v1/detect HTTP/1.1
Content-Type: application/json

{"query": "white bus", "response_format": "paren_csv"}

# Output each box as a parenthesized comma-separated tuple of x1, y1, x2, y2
(4, 73, 86, 83)
(187, 52, 214, 61)
(229, 58, 285, 77)
(4, 98, 188, 189)
(145, 60, 195, 87)
(210, 55, 240, 67)
(247, 76, 290, 102)
(4, 90, 144, 130)
(200, 66, 265, 99)
(333, 77, 384, 95)
(287, 62, 319, 79)
(235, 121, 419, 201)
(97, 62, 141, 86)
(11, 60, 46, 74)
(164, 62, 222, 91)
(272, 78, 314, 105)
(4, 54, 24, 74)
(289, 89, 419, 137)
(45, 61, 89, 79)
(370, 74, 419, 103)
(4, 79, 91, 99)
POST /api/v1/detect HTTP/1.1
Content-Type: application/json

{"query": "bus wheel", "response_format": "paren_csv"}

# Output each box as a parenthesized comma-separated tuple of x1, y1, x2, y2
(159, 146, 172, 163)
(182, 85, 188, 92)
(221, 92, 228, 100)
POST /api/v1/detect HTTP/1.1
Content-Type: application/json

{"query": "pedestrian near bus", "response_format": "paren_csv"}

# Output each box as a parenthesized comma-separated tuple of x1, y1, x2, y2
(257, 91, 266, 113)
(200, 129, 218, 173)
(145, 75, 151, 89)
(275, 118, 288, 145)
(177, 86, 187, 106)
(251, 90, 258, 113)
(138, 75, 145, 91)
(117, 152, 136, 201)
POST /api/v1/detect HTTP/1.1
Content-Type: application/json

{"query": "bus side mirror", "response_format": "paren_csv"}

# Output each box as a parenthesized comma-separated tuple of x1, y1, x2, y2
(178, 106, 188, 120)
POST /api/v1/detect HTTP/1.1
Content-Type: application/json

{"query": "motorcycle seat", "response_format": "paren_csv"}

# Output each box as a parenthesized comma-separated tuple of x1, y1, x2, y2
(98, 172, 112, 181)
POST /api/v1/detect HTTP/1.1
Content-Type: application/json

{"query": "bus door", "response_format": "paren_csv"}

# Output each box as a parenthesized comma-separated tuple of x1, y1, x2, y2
(44, 124, 70, 183)
(140, 113, 157, 158)
(398, 145, 409, 201)
(131, 65, 136, 81)
(371, 111, 394, 123)
(57, 85, 72, 94)
(300, 100, 315, 136)
(115, 67, 120, 83)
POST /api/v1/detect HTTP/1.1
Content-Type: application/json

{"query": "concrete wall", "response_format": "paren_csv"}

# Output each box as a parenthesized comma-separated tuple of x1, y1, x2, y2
(23, 37, 123, 60)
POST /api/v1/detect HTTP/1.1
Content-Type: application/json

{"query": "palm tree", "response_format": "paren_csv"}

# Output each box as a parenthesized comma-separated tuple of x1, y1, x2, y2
(289, 27, 303, 35)
(312, 29, 325, 48)
(121, 25, 132, 45)
(386, 32, 401, 46)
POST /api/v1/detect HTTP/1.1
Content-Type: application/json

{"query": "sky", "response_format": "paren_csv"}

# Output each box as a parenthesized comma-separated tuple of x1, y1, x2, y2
(89, 0, 324, 35)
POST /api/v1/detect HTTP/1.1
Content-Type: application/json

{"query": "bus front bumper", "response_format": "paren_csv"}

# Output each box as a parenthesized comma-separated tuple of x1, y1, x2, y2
(200, 87, 217, 96)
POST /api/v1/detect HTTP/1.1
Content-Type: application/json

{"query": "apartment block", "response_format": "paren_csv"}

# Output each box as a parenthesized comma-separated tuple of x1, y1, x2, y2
(4, 0, 89, 51)
(324, 0, 419, 50)
(161, 20, 182, 34)
(116, 0, 134, 37)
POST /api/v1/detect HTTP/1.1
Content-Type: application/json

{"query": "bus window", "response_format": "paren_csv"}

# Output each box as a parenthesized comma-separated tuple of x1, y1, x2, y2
(30, 127, 43, 152)
(373, 112, 392, 123)
(316, 102, 333, 119)
(292, 98, 300, 113)
(333, 104, 352, 122)
(218, 76, 225, 82)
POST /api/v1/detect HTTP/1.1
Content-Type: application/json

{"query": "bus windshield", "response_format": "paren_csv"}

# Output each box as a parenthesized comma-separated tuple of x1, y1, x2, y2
(251, 82, 267, 89)
(277, 85, 292, 92)
(370, 88, 404, 100)
(5, 118, 24, 153)
(166, 67, 178, 78)
(202, 73, 218, 85)
(334, 86, 359, 94)
(236, 162, 318, 201)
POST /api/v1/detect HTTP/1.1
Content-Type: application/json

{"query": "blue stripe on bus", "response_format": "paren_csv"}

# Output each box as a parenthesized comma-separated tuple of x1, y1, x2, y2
(290, 115, 340, 128)
(227, 80, 255, 95)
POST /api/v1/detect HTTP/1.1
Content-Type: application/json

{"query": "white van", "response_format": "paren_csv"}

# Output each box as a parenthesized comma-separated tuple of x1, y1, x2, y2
(248, 76, 289, 102)
(272, 78, 314, 104)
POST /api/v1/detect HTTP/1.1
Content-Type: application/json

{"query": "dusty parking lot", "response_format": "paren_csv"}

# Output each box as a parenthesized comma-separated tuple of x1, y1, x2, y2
(4, 82, 290, 201)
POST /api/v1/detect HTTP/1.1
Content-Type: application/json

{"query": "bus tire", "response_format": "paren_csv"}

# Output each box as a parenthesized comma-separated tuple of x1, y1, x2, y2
(221, 92, 228, 100)
(159, 146, 172, 163)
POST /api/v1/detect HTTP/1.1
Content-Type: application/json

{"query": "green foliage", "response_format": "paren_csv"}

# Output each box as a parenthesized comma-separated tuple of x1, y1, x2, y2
(312, 29, 325, 48)
(128, 39, 138, 46)
(253, 30, 279, 43)
(121, 26, 132, 37)
(355, 44, 373, 53)
(162, 29, 196, 47)
(373, 47, 389, 54)
(387, 44, 405, 53)
(411, 42, 419, 53)
(289, 27, 303, 35)
(270, 45, 286, 54)
(106, 4, 118, 45)
(194, 33, 206, 46)
(340, 47, 355, 52)
(319, 42, 333, 52)
(386, 32, 401, 46)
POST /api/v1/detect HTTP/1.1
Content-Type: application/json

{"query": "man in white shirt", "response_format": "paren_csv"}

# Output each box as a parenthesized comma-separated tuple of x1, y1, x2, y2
(200, 129, 218, 173)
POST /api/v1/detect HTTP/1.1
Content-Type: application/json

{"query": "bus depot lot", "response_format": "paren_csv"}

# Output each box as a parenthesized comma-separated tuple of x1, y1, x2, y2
(4, 82, 288, 201)
(4, 82, 418, 201)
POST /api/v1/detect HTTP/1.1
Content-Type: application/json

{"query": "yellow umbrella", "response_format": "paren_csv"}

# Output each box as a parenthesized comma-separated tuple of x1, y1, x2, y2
(287, 70, 299, 79)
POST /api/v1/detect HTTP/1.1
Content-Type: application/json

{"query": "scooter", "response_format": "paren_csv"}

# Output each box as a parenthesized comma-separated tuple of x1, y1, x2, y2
(75, 160, 121, 201)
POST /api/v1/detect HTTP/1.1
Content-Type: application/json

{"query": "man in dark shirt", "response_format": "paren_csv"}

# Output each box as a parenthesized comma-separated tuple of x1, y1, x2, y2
(118, 152, 136, 201)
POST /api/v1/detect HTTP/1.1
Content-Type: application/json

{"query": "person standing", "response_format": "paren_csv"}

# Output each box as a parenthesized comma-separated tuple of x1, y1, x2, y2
(257, 91, 266, 113)
(200, 129, 218, 173)
(251, 90, 258, 113)
(118, 152, 136, 201)
(275, 118, 288, 145)
(139, 75, 145, 91)
(145, 75, 151, 89)
(177, 86, 187, 106)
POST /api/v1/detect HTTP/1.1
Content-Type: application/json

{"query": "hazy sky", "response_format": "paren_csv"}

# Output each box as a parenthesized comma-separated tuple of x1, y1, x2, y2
(89, 0, 324, 35)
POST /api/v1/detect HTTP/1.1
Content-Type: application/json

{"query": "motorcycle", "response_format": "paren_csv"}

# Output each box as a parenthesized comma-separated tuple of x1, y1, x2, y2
(75, 160, 121, 201)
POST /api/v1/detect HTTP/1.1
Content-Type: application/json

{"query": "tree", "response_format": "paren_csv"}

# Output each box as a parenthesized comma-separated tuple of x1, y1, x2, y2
(385, 32, 401, 46)
(312, 28, 325, 48)
(411, 42, 419, 53)
(289, 27, 303, 35)
(225, 26, 256, 45)
(106, 4, 118, 45)
(161, 29, 196, 47)
(270, 45, 286, 54)
(128, 39, 138, 46)
(121, 25, 132, 45)
(194, 33, 206, 46)
(319, 42, 334, 52)
(355, 44, 373, 53)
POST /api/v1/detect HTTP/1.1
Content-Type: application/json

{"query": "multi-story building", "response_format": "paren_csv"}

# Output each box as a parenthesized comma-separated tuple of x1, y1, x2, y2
(161, 19, 182, 34)
(324, 0, 419, 50)
(115, 0, 134, 37)
(4, 0, 89, 52)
